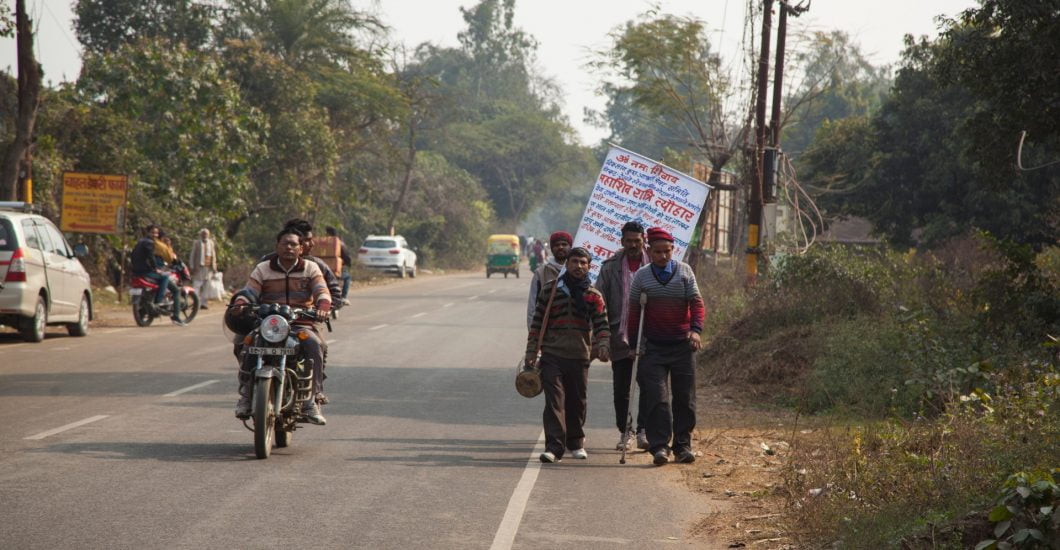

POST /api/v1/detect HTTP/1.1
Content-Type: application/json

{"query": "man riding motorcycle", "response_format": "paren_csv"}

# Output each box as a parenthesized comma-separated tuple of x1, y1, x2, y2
(130, 224, 185, 326)
(232, 227, 332, 425)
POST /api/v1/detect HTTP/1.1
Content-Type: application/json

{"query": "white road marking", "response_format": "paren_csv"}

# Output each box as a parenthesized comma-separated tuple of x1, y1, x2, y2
(164, 379, 220, 397)
(488, 289, 497, 294)
(369, 324, 388, 331)
(468, 295, 480, 301)
(25, 415, 109, 440)
(410, 312, 427, 319)
(327, 339, 336, 345)
(442, 303, 455, 308)
(489, 430, 546, 550)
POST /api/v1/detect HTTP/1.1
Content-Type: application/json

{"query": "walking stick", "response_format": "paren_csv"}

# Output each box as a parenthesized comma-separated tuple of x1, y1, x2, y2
(620, 292, 648, 465)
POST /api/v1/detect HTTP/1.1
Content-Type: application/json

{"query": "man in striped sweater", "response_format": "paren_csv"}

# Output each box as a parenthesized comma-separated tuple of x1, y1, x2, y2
(626, 228, 706, 465)
(526, 247, 611, 463)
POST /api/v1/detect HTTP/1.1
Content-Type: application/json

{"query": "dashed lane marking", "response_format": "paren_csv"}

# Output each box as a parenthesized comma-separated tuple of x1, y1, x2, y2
(25, 415, 110, 440)
(164, 379, 220, 397)
(468, 295, 480, 301)
(410, 312, 427, 319)
(369, 324, 388, 331)
(442, 303, 455, 308)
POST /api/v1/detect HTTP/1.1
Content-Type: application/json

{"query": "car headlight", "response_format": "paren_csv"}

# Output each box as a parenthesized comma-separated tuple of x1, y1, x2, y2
(260, 314, 290, 343)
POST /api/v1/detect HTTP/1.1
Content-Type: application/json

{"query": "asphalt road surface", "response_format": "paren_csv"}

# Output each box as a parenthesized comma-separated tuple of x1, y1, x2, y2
(0, 271, 720, 549)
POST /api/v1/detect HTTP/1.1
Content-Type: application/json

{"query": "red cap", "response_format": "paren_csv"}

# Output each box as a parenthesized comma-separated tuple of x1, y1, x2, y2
(646, 227, 674, 243)
(550, 231, 573, 245)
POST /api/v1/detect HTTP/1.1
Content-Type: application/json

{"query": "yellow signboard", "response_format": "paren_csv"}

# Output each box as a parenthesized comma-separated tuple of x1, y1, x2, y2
(60, 172, 129, 234)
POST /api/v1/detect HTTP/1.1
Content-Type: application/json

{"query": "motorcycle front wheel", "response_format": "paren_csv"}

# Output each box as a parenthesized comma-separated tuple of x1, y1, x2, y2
(177, 290, 200, 324)
(253, 377, 275, 459)
(133, 300, 154, 327)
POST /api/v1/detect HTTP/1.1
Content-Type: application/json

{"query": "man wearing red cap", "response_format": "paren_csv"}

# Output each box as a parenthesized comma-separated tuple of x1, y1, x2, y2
(526, 231, 572, 328)
(626, 227, 706, 465)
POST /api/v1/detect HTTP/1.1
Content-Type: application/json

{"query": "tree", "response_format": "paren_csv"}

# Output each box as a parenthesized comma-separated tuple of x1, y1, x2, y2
(74, 0, 212, 55)
(0, 0, 42, 201)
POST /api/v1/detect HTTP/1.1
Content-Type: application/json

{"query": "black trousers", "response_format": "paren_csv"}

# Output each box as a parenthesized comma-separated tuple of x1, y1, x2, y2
(611, 356, 646, 433)
(540, 353, 590, 457)
(637, 342, 696, 454)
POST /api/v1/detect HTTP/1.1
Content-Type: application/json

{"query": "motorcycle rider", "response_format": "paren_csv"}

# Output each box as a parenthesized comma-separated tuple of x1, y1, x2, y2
(233, 227, 332, 425)
(130, 224, 185, 326)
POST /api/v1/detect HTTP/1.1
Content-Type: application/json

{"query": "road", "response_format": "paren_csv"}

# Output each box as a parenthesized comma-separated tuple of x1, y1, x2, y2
(0, 271, 721, 549)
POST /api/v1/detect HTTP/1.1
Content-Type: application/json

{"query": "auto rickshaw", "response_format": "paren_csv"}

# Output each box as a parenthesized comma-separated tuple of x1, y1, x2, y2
(486, 234, 520, 278)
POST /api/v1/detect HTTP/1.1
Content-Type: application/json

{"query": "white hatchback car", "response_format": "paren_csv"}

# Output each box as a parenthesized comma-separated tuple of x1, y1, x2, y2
(0, 202, 93, 342)
(356, 235, 417, 278)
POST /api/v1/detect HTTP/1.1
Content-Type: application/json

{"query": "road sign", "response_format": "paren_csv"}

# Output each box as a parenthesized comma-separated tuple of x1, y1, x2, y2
(60, 172, 129, 234)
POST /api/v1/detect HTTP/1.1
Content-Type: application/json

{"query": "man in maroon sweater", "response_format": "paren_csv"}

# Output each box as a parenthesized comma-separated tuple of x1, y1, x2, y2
(626, 228, 706, 465)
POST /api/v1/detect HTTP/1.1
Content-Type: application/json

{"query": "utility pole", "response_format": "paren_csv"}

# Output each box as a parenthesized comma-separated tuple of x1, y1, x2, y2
(747, 0, 773, 286)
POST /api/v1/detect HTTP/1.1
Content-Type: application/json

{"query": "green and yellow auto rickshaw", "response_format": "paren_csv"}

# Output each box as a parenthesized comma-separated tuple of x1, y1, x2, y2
(486, 234, 520, 278)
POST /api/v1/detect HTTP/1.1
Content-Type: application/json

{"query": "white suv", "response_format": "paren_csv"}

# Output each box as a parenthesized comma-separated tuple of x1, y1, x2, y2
(356, 235, 417, 278)
(0, 202, 93, 342)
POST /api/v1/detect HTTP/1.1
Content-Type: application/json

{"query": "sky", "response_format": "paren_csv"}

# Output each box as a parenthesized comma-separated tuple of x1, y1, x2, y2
(0, 0, 977, 146)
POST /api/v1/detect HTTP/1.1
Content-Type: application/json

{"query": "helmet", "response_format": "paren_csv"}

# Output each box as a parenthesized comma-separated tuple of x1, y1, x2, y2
(223, 292, 258, 335)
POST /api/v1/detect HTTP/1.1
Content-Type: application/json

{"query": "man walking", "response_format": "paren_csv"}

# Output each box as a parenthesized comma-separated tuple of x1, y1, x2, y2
(526, 231, 572, 328)
(595, 221, 650, 451)
(526, 247, 610, 463)
(190, 228, 217, 309)
(626, 228, 706, 465)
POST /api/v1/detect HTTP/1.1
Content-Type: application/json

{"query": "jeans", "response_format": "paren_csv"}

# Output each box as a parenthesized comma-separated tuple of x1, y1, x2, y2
(142, 271, 181, 318)
(341, 270, 351, 299)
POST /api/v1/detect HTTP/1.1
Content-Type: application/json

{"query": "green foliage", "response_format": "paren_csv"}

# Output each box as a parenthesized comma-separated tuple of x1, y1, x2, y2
(74, 0, 212, 54)
(978, 470, 1060, 549)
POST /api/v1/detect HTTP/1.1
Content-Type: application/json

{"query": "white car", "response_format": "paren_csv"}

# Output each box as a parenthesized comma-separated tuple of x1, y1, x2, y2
(0, 202, 93, 342)
(356, 235, 417, 278)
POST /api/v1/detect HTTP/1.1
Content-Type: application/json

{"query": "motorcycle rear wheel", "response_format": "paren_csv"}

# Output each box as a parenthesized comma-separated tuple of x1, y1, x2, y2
(133, 300, 154, 327)
(253, 378, 275, 459)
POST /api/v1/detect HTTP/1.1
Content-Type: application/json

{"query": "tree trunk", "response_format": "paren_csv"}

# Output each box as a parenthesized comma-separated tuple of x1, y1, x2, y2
(387, 124, 417, 235)
(0, 0, 42, 201)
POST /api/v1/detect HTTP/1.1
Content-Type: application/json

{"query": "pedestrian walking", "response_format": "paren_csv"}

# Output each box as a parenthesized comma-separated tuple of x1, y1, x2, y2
(626, 228, 706, 466)
(526, 247, 611, 463)
(526, 231, 572, 329)
(190, 228, 217, 309)
(325, 226, 353, 305)
(594, 221, 650, 451)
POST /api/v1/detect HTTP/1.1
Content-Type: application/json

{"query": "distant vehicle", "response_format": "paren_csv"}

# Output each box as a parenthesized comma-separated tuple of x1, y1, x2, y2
(0, 202, 92, 342)
(486, 234, 520, 278)
(356, 235, 417, 278)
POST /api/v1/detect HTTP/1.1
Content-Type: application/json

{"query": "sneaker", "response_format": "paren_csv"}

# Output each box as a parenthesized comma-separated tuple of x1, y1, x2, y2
(234, 395, 251, 419)
(539, 451, 560, 463)
(171, 318, 188, 326)
(636, 429, 649, 450)
(302, 400, 327, 425)
(316, 392, 329, 405)
(570, 448, 588, 460)
(341, 298, 351, 306)
(615, 433, 631, 451)
(652, 449, 670, 466)
(675, 449, 696, 464)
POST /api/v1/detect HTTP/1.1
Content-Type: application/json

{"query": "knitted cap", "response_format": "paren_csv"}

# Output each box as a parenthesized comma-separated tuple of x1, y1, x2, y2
(647, 227, 674, 243)
(550, 231, 573, 245)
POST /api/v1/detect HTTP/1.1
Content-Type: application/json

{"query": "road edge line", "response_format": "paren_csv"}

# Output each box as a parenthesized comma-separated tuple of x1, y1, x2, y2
(489, 430, 546, 550)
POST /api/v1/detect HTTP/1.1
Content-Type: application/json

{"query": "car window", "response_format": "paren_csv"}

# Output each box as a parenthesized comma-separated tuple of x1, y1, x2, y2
(363, 239, 396, 249)
(20, 219, 42, 250)
(0, 219, 14, 251)
(40, 222, 71, 257)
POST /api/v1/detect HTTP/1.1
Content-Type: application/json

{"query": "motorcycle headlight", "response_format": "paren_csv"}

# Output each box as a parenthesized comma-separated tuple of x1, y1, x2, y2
(260, 314, 290, 343)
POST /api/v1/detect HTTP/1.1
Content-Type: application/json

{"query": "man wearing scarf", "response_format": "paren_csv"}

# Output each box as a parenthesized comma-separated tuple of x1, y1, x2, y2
(526, 247, 611, 463)
(626, 228, 706, 466)
(594, 221, 651, 451)
(525, 231, 572, 328)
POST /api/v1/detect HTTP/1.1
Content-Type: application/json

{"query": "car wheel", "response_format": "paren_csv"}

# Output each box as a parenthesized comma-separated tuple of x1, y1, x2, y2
(409, 264, 417, 278)
(19, 295, 47, 343)
(399, 263, 407, 278)
(67, 294, 90, 337)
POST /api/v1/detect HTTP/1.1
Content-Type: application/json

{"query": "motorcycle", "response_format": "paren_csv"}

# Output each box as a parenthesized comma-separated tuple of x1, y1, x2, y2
(236, 303, 320, 459)
(129, 259, 200, 326)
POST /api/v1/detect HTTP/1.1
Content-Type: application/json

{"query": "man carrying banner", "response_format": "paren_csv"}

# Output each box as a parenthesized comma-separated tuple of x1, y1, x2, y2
(526, 247, 610, 463)
(594, 221, 650, 451)
(626, 227, 706, 465)
(525, 231, 572, 329)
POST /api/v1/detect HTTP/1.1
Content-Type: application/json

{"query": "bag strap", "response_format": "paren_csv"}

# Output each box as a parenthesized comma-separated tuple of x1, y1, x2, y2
(535, 276, 561, 358)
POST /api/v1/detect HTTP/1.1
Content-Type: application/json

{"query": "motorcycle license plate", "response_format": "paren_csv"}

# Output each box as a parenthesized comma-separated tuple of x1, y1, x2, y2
(129, 288, 143, 296)
(246, 346, 297, 356)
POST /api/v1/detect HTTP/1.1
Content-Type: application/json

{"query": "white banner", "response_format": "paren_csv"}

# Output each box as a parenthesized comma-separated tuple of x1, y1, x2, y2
(575, 145, 712, 282)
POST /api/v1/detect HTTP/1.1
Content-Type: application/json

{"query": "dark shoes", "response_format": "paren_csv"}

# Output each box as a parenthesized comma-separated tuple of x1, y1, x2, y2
(652, 449, 670, 466)
(171, 318, 188, 326)
(674, 449, 696, 464)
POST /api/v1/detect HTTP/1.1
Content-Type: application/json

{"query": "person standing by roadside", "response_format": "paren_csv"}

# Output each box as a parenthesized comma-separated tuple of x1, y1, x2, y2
(526, 247, 611, 463)
(526, 231, 572, 329)
(325, 226, 353, 305)
(594, 221, 650, 451)
(626, 228, 705, 466)
(190, 228, 217, 309)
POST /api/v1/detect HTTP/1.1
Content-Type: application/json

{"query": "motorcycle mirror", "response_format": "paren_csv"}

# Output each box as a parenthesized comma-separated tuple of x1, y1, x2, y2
(73, 244, 89, 258)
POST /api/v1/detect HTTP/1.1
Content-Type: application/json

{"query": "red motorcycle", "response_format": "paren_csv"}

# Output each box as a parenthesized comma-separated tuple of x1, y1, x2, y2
(129, 259, 200, 326)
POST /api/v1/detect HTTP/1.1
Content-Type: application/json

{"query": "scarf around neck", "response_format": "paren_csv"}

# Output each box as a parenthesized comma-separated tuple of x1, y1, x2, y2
(562, 270, 592, 318)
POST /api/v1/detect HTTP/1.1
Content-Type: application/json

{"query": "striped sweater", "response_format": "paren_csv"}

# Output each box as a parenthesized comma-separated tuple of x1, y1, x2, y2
(243, 257, 331, 321)
(526, 277, 610, 361)
(626, 261, 705, 346)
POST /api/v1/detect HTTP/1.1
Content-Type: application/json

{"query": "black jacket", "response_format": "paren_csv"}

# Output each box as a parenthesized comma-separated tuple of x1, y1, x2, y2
(130, 237, 156, 275)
